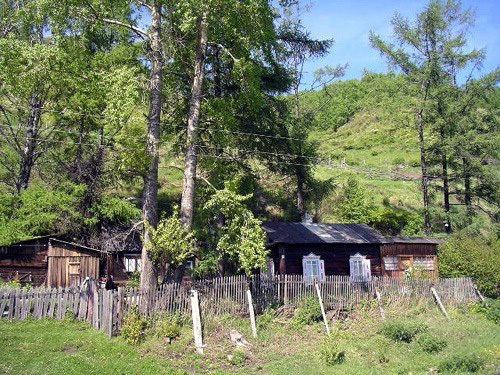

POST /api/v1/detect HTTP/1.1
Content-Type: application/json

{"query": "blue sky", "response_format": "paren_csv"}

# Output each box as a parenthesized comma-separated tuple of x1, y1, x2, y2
(298, 0, 500, 88)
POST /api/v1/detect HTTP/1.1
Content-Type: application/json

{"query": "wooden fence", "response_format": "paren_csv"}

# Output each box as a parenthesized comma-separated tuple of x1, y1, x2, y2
(0, 275, 478, 336)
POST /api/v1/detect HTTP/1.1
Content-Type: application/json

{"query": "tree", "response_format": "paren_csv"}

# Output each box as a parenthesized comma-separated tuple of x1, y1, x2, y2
(370, 0, 485, 234)
(202, 187, 267, 277)
(334, 177, 375, 223)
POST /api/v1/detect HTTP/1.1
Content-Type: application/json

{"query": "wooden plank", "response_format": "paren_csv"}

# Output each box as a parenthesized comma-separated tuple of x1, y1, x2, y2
(0, 290, 10, 318)
(315, 282, 330, 335)
(431, 287, 449, 320)
(375, 288, 385, 320)
(247, 289, 257, 338)
(190, 289, 204, 354)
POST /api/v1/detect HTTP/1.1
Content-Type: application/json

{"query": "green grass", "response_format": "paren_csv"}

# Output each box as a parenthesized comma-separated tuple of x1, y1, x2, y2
(1, 303, 499, 375)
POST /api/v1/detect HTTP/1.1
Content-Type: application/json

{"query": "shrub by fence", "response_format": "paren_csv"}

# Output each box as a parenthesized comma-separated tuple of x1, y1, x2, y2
(0, 275, 478, 336)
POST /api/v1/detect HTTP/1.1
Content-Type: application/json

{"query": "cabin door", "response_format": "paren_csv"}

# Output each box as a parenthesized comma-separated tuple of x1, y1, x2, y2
(68, 261, 81, 287)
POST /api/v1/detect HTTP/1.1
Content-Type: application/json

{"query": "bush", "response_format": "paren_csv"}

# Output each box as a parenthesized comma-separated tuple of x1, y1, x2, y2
(152, 314, 182, 340)
(379, 320, 427, 343)
(438, 230, 500, 298)
(438, 353, 485, 373)
(227, 349, 247, 366)
(120, 307, 147, 344)
(416, 333, 447, 353)
(293, 296, 322, 325)
(469, 299, 500, 324)
(319, 334, 345, 366)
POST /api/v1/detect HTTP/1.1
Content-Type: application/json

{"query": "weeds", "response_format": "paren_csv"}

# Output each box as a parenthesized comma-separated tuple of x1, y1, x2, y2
(416, 333, 447, 353)
(120, 307, 147, 344)
(379, 319, 427, 343)
(319, 332, 345, 366)
(438, 353, 485, 373)
(292, 296, 322, 325)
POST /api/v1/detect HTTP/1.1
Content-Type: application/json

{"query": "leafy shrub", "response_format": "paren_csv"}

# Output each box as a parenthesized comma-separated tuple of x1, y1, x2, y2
(125, 271, 140, 288)
(153, 314, 182, 340)
(293, 296, 322, 325)
(379, 320, 427, 343)
(416, 333, 447, 353)
(227, 349, 247, 366)
(319, 334, 345, 366)
(438, 230, 499, 298)
(469, 299, 500, 324)
(120, 307, 147, 344)
(438, 353, 484, 373)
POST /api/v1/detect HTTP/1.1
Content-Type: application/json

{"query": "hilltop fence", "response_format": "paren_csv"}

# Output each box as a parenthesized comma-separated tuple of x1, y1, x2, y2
(0, 275, 478, 336)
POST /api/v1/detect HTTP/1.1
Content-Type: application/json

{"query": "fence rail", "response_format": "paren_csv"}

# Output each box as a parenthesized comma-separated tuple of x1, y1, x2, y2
(0, 275, 478, 336)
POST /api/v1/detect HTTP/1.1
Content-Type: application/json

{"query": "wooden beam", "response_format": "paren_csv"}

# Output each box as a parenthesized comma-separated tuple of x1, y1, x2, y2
(247, 289, 257, 338)
(190, 289, 204, 354)
(431, 287, 449, 320)
(315, 282, 330, 335)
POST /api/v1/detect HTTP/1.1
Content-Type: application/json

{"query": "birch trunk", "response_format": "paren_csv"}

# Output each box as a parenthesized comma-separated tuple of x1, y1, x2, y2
(140, 1, 162, 291)
(180, 11, 208, 231)
(16, 97, 42, 193)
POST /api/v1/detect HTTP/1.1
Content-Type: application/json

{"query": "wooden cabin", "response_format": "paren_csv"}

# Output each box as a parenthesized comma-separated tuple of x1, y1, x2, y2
(380, 237, 444, 278)
(262, 222, 390, 282)
(0, 237, 104, 287)
(262, 222, 444, 281)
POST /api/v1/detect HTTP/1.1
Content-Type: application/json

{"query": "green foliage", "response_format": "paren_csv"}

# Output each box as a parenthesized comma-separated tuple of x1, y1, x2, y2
(227, 349, 247, 366)
(87, 195, 140, 226)
(203, 188, 268, 276)
(438, 230, 500, 298)
(120, 307, 147, 345)
(145, 210, 195, 268)
(319, 333, 345, 366)
(0, 184, 84, 245)
(416, 333, 447, 353)
(437, 353, 485, 373)
(334, 177, 375, 223)
(151, 314, 182, 340)
(470, 299, 500, 324)
(125, 271, 140, 288)
(292, 296, 322, 325)
(379, 320, 427, 343)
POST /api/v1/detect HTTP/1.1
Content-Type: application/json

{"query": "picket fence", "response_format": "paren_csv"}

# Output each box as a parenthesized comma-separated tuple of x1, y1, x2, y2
(0, 275, 478, 336)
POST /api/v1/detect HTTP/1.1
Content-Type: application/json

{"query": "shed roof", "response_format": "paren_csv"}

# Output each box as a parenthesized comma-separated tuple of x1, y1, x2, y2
(389, 236, 445, 245)
(261, 222, 390, 244)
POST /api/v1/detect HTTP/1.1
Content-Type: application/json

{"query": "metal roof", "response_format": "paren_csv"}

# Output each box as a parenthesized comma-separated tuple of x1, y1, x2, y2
(261, 222, 390, 244)
(389, 236, 445, 244)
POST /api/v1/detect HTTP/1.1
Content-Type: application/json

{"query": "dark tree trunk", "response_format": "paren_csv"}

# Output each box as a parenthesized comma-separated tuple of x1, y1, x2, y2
(16, 97, 42, 193)
(180, 11, 208, 231)
(417, 108, 431, 235)
(140, 1, 162, 291)
(440, 126, 451, 233)
(463, 157, 472, 215)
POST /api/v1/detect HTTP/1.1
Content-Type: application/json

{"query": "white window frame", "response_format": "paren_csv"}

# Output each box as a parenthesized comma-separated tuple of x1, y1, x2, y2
(350, 253, 371, 282)
(383, 256, 400, 271)
(124, 256, 141, 273)
(302, 253, 325, 283)
(413, 256, 434, 271)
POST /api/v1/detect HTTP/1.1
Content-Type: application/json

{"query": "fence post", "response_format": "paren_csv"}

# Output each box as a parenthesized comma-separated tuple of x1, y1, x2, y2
(431, 287, 449, 320)
(190, 289, 204, 354)
(315, 282, 330, 335)
(247, 289, 257, 338)
(375, 288, 385, 320)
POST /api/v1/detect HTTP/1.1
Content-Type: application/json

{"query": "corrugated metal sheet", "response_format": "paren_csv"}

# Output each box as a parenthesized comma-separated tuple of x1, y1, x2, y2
(390, 237, 445, 244)
(262, 222, 390, 244)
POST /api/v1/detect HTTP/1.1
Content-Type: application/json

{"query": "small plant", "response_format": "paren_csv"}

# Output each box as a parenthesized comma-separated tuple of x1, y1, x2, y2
(125, 271, 140, 288)
(227, 349, 247, 366)
(153, 314, 182, 342)
(438, 353, 485, 373)
(379, 320, 427, 343)
(470, 299, 500, 324)
(120, 306, 147, 344)
(416, 333, 447, 353)
(293, 296, 322, 325)
(319, 334, 345, 366)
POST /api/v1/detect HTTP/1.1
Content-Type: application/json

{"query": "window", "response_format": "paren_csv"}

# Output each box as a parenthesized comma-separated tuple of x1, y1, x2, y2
(302, 253, 325, 283)
(413, 256, 434, 270)
(124, 256, 141, 272)
(383, 256, 399, 271)
(350, 253, 371, 282)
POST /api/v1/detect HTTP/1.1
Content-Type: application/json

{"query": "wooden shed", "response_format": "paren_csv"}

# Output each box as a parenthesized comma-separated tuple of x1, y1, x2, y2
(380, 237, 444, 278)
(0, 237, 104, 287)
(262, 222, 390, 282)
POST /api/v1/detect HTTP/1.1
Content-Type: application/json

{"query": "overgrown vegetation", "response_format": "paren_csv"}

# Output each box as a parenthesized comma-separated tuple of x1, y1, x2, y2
(292, 296, 322, 325)
(2, 300, 499, 374)
(379, 319, 428, 343)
